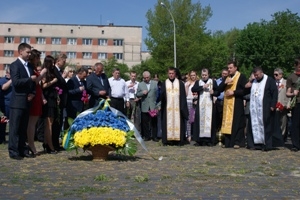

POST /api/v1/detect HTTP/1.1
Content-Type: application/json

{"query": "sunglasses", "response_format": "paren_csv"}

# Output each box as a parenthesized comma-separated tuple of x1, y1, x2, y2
(274, 73, 279, 76)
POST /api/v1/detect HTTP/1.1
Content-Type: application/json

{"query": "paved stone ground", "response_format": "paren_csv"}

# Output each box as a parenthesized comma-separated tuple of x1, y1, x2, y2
(0, 139, 300, 200)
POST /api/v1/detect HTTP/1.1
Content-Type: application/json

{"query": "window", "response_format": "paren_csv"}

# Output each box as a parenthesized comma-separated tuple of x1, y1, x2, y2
(67, 38, 77, 45)
(36, 37, 46, 44)
(21, 37, 30, 44)
(51, 51, 61, 57)
(51, 38, 61, 45)
(67, 52, 77, 59)
(113, 39, 123, 46)
(8, 28, 11, 32)
(4, 37, 14, 43)
(113, 53, 123, 60)
(70, 29, 73, 34)
(82, 52, 92, 59)
(98, 39, 107, 46)
(4, 64, 10, 70)
(40, 51, 46, 59)
(101, 30, 104, 34)
(82, 38, 92, 45)
(39, 29, 42, 33)
(4, 50, 14, 57)
(98, 53, 107, 59)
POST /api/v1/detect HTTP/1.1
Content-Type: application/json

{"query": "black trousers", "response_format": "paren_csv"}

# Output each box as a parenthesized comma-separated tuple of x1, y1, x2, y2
(110, 97, 125, 115)
(8, 108, 29, 157)
(291, 103, 300, 149)
(141, 112, 157, 140)
(52, 105, 63, 149)
(215, 100, 223, 132)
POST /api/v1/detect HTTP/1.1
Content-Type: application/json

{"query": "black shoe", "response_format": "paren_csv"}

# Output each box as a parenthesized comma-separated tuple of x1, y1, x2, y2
(22, 153, 35, 158)
(54, 146, 65, 152)
(291, 147, 299, 152)
(262, 148, 271, 152)
(206, 142, 213, 147)
(152, 138, 159, 142)
(10, 155, 24, 160)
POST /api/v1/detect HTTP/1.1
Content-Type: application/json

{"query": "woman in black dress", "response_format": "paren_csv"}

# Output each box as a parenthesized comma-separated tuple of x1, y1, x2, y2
(41, 55, 58, 154)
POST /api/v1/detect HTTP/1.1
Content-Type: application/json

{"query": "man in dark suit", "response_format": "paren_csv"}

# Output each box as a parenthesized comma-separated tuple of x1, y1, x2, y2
(86, 62, 111, 108)
(8, 43, 36, 160)
(67, 67, 88, 119)
(52, 53, 68, 151)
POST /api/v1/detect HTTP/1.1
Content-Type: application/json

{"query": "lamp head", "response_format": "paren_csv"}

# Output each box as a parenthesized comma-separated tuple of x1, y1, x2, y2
(160, 2, 166, 7)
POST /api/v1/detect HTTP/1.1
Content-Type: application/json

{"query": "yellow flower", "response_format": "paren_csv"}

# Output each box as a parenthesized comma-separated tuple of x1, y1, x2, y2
(74, 127, 127, 149)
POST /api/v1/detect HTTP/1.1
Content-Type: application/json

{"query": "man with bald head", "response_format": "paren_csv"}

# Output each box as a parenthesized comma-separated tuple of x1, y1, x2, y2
(86, 62, 111, 108)
(136, 71, 159, 141)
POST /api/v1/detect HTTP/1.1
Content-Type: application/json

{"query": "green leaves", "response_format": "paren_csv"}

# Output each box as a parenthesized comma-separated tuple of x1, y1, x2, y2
(236, 10, 300, 76)
(116, 131, 137, 156)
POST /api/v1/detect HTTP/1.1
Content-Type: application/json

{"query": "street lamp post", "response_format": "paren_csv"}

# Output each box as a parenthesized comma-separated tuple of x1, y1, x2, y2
(160, 2, 176, 68)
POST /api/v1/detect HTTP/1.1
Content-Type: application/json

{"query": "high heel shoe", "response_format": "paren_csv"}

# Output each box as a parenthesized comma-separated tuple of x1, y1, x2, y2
(28, 146, 40, 157)
(45, 144, 57, 154)
(29, 146, 41, 156)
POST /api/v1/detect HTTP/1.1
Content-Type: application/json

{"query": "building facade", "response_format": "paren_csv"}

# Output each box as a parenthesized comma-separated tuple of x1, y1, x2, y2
(0, 22, 143, 74)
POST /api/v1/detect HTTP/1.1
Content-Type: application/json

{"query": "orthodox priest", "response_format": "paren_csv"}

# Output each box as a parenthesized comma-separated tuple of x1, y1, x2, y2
(192, 68, 219, 146)
(244, 66, 278, 151)
(160, 67, 189, 146)
(217, 61, 247, 148)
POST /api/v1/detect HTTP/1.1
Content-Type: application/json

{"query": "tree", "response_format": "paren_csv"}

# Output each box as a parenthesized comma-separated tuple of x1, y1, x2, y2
(145, 0, 212, 73)
(236, 10, 300, 76)
(102, 57, 130, 80)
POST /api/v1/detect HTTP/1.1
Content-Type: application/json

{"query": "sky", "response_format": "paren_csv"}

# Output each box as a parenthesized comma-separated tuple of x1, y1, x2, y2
(0, 0, 299, 51)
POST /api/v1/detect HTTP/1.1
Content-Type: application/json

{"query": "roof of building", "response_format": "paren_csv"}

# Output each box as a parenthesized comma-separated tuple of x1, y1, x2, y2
(0, 22, 142, 28)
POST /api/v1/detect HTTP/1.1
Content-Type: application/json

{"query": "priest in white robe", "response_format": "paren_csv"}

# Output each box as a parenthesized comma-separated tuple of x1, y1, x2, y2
(191, 68, 219, 146)
(245, 66, 278, 151)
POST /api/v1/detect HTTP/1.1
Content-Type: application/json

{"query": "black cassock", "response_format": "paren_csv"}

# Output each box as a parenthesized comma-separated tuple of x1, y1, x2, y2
(245, 76, 281, 149)
(217, 73, 247, 147)
(160, 79, 188, 145)
(191, 79, 219, 145)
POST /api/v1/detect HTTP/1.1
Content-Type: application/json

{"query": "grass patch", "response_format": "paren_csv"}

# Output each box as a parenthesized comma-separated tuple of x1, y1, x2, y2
(134, 174, 149, 183)
(94, 174, 109, 182)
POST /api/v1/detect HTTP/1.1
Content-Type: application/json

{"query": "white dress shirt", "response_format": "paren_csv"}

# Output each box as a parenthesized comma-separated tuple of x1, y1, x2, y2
(18, 57, 30, 77)
(125, 80, 139, 99)
(108, 77, 129, 101)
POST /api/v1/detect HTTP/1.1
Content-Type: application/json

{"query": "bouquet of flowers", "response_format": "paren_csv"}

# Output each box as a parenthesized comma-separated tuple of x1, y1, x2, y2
(63, 99, 137, 156)
(81, 90, 89, 104)
(290, 77, 300, 109)
(148, 109, 158, 117)
(276, 102, 284, 112)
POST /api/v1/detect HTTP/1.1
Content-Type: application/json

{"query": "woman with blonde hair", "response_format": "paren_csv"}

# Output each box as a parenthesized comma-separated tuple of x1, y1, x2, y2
(185, 70, 198, 142)
(64, 66, 75, 82)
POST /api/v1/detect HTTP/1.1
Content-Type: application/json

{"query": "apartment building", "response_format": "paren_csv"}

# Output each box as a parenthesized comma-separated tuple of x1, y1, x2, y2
(0, 22, 143, 74)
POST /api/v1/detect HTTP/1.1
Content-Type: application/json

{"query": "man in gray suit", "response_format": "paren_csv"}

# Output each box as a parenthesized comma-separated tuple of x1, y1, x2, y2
(274, 68, 289, 143)
(136, 71, 159, 141)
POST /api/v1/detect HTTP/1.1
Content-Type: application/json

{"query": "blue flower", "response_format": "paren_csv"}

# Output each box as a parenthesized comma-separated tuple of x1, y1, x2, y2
(70, 109, 129, 133)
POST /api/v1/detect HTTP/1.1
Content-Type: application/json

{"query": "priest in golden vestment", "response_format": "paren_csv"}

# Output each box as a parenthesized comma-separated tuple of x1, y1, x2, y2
(160, 67, 188, 146)
(217, 61, 247, 148)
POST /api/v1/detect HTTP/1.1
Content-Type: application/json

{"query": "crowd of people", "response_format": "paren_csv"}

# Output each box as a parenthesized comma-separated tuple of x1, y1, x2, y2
(1, 42, 300, 160)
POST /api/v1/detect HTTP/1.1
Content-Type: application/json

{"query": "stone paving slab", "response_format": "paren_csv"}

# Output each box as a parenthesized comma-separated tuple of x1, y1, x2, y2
(0, 141, 300, 199)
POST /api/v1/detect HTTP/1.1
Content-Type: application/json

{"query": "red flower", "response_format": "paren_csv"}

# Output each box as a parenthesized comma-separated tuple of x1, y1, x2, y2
(276, 102, 284, 111)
